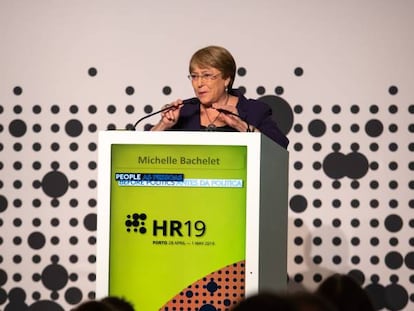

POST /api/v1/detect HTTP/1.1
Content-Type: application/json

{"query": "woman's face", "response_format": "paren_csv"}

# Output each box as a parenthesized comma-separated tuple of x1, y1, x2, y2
(189, 65, 230, 106)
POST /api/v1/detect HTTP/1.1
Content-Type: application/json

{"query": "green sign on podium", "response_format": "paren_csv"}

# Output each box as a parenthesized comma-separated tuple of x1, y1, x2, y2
(97, 131, 288, 311)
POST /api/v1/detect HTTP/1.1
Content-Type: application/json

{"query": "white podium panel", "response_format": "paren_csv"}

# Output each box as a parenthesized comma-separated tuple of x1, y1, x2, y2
(97, 131, 288, 311)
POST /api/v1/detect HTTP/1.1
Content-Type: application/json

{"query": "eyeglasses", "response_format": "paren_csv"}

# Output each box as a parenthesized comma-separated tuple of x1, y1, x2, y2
(187, 73, 221, 81)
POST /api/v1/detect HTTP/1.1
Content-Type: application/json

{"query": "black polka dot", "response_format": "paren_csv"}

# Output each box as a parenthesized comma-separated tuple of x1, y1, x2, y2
(350, 105, 360, 113)
(293, 161, 303, 170)
(294, 237, 303, 245)
(369, 105, 379, 114)
(256, 86, 265, 95)
(294, 180, 303, 189)
(370, 180, 379, 189)
(350, 219, 359, 227)
(308, 119, 326, 137)
(313, 218, 322, 227)
(384, 283, 408, 310)
(289, 195, 307, 213)
(384, 214, 403, 232)
(125, 105, 134, 114)
(41, 171, 69, 198)
(257, 95, 293, 135)
(88, 105, 97, 114)
(237, 67, 246, 76)
(69, 143, 78, 151)
(28, 232, 46, 250)
(294, 143, 302, 151)
(107, 105, 116, 114)
(274, 86, 284, 95)
(88, 67, 97, 77)
(84, 213, 97, 231)
(51, 105, 60, 114)
(370, 237, 379, 246)
(9, 119, 27, 137)
(370, 219, 379, 227)
(322, 152, 346, 179)
(238, 86, 246, 95)
(88, 143, 97, 151)
(13, 86, 23, 95)
(351, 237, 360, 246)
(0, 195, 8, 213)
(312, 105, 322, 114)
(313, 199, 322, 208)
(65, 287, 83, 305)
(365, 119, 384, 137)
(41, 264, 68, 290)
(332, 219, 341, 227)
(350, 124, 359, 133)
(332, 105, 341, 114)
(388, 124, 398, 133)
(370, 143, 379, 151)
(294, 124, 302, 132)
(65, 119, 83, 137)
(88, 124, 97, 133)
(332, 124, 341, 132)
(385, 252, 404, 269)
(389, 238, 398, 246)
(294, 105, 303, 113)
(388, 105, 398, 113)
(404, 252, 414, 269)
(388, 85, 398, 95)
(13, 105, 23, 114)
(293, 218, 303, 228)
(162, 86, 172, 95)
(313, 143, 322, 151)
(144, 105, 153, 114)
(125, 86, 135, 95)
(346, 152, 369, 179)
(294, 67, 304, 76)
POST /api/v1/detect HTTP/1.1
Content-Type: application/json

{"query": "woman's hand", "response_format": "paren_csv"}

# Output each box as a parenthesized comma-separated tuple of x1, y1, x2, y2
(151, 99, 183, 131)
(212, 103, 250, 132)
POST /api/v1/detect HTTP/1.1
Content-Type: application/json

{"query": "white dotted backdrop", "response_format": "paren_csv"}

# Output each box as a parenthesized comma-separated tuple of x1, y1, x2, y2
(0, 1, 413, 310)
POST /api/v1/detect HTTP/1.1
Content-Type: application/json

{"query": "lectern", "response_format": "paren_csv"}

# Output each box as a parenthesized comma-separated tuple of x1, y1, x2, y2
(96, 131, 289, 311)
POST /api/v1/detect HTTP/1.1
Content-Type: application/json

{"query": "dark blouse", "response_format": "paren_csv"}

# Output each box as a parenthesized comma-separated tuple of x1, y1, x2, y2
(170, 90, 289, 149)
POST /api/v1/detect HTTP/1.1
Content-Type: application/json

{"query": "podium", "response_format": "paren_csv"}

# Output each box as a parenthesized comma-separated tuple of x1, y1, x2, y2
(96, 130, 289, 311)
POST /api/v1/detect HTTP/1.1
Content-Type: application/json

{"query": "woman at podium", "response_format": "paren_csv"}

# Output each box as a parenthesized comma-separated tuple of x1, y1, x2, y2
(150, 45, 289, 149)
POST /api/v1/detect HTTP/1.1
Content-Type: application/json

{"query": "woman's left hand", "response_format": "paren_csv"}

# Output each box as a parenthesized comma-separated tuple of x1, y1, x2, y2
(212, 103, 249, 132)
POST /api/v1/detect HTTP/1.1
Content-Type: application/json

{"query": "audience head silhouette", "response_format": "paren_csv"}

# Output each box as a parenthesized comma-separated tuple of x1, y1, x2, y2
(72, 296, 134, 311)
(289, 291, 336, 311)
(101, 297, 135, 311)
(315, 273, 375, 311)
(231, 292, 296, 311)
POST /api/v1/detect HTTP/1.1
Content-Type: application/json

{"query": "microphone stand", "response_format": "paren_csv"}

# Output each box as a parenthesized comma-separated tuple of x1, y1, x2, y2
(131, 105, 177, 130)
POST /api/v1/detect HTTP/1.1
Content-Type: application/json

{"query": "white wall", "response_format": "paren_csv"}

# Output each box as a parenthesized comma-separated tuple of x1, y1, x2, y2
(0, 0, 413, 310)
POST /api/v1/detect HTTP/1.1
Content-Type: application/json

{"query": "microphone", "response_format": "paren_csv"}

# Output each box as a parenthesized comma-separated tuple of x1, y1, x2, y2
(130, 98, 197, 130)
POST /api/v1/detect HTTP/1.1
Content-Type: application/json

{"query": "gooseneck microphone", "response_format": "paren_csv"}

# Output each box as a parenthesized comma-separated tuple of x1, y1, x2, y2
(131, 98, 197, 130)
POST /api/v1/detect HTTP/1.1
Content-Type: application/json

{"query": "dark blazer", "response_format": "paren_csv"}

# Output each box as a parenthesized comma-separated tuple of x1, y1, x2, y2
(169, 90, 289, 149)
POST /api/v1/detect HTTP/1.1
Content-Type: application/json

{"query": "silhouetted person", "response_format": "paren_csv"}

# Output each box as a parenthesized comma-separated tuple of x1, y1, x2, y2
(72, 296, 134, 311)
(289, 291, 337, 311)
(72, 300, 115, 311)
(101, 296, 135, 311)
(231, 292, 296, 311)
(315, 273, 374, 311)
